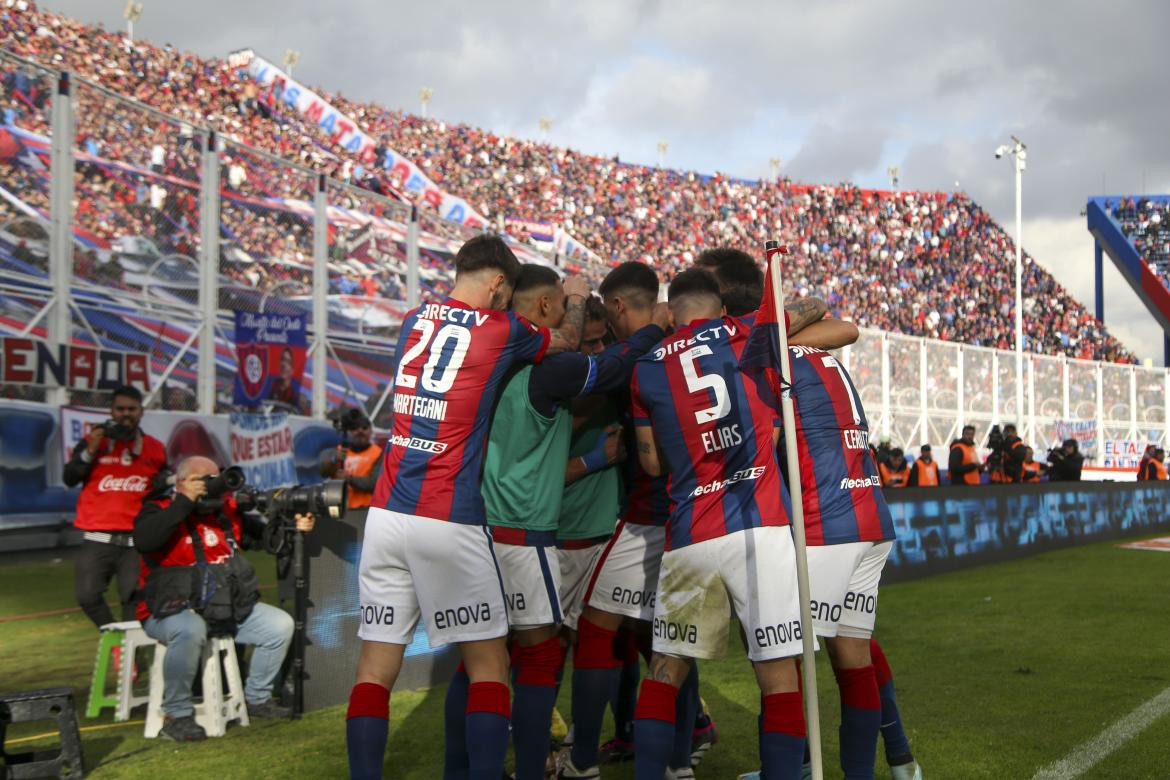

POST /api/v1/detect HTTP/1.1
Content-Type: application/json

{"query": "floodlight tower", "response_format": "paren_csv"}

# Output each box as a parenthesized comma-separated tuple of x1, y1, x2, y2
(283, 49, 300, 78)
(656, 140, 669, 169)
(123, 1, 143, 40)
(769, 157, 782, 181)
(419, 87, 434, 118)
(995, 136, 1027, 429)
(538, 117, 553, 139)
(887, 165, 899, 190)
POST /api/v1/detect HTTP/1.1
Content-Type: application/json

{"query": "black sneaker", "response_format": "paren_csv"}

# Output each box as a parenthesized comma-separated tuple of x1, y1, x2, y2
(247, 698, 293, 719)
(161, 715, 207, 742)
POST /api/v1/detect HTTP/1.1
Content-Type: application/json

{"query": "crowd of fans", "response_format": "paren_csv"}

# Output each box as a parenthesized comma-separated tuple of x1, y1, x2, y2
(0, 3, 1136, 363)
(1109, 197, 1170, 290)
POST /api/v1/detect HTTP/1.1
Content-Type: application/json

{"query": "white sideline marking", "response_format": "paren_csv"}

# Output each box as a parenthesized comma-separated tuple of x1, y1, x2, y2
(1032, 686, 1170, 779)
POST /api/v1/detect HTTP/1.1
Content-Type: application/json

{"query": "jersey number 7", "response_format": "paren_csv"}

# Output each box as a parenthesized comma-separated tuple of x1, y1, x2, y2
(395, 320, 471, 394)
(821, 355, 862, 425)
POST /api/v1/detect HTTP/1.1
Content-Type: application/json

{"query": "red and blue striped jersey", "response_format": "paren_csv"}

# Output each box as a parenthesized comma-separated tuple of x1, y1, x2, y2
(631, 316, 790, 550)
(620, 462, 671, 527)
(372, 297, 550, 525)
(784, 346, 895, 545)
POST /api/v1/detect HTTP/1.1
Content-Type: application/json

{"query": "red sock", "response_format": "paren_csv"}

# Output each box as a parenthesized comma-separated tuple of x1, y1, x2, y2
(575, 617, 623, 670)
(834, 665, 881, 710)
(466, 681, 511, 717)
(347, 682, 389, 720)
(762, 691, 806, 737)
(513, 636, 563, 687)
(634, 679, 678, 724)
(870, 640, 893, 687)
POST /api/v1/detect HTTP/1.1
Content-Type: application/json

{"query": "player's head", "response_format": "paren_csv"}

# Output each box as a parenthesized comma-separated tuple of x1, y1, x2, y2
(667, 268, 724, 325)
(453, 234, 522, 310)
(599, 261, 659, 338)
(581, 295, 610, 356)
(510, 264, 566, 328)
(695, 247, 764, 316)
(919, 444, 932, 462)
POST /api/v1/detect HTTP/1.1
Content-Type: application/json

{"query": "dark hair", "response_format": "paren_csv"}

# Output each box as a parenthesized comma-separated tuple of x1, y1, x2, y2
(599, 261, 659, 308)
(584, 295, 607, 323)
(513, 264, 561, 296)
(668, 268, 722, 303)
(920, 444, 932, 452)
(454, 234, 521, 287)
(695, 248, 764, 316)
(111, 385, 143, 404)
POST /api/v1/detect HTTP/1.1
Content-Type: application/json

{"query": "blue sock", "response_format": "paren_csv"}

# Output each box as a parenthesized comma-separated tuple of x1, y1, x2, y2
(613, 653, 640, 742)
(443, 667, 470, 780)
(670, 664, 699, 770)
(466, 681, 510, 780)
(570, 618, 624, 768)
(346, 682, 389, 780)
(512, 638, 562, 780)
(760, 691, 806, 780)
(835, 666, 881, 780)
(633, 679, 678, 780)
(871, 641, 913, 763)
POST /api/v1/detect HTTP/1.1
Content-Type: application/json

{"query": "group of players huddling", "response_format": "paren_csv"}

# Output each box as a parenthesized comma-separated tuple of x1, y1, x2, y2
(344, 235, 924, 780)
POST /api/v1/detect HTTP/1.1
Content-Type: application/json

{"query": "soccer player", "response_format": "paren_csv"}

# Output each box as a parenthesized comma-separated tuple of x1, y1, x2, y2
(449, 265, 667, 780)
(346, 236, 590, 780)
(701, 247, 921, 780)
(629, 268, 808, 780)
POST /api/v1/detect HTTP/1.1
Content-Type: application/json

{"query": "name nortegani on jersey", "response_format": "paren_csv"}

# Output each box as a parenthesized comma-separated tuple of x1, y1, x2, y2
(631, 315, 790, 550)
(785, 345, 895, 545)
(372, 297, 550, 525)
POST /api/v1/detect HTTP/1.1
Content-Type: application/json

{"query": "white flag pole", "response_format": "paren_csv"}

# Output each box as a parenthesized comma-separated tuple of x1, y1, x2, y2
(765, 238, 823, 780)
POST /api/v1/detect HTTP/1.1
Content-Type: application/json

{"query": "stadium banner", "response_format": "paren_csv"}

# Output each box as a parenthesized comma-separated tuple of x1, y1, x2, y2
(1101, 438, 1156, 469)
(239, 53, 486, 229)
(233, 310, 308, 411)
(1054, 419, 1098, 457)
(0, 336, 150, 392)
(229, 412, 296, 490)
(58, 406, 111, 462)
(505, 216, 554, 241)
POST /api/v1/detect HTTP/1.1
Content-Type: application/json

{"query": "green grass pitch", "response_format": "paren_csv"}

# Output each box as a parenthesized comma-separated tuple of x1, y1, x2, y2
(2, 536, 1168, 778)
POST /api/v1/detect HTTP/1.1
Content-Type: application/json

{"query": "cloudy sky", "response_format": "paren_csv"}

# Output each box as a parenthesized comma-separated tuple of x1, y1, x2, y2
(46, 0, 1170, 362)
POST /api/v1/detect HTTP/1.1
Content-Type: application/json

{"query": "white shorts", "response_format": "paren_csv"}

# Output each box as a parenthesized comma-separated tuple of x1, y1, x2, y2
(556, 541, 606, 630)
(653, 525, 805, 662)
(806, 540, 892, 639)
(584, 521, 665, 622)
(358, 508, 508, 646)
(494, 541, 562, 628)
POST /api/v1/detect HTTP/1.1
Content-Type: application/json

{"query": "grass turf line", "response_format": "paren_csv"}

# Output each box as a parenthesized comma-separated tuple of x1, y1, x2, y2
(2, 537, 1169, 778)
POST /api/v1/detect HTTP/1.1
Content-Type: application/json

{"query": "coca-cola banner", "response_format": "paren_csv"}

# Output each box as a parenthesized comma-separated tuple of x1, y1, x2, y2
(230, 412, 297, 490)
(59, 406, 110, 462)
(233, 310, 308, 412)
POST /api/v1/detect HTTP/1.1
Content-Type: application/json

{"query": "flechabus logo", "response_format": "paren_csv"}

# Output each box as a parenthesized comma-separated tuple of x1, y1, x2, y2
(690, 466, 767, 497)
(839, 475, 881, 490)
(97, 475, 149, 492)
(389, 434, 448, 453)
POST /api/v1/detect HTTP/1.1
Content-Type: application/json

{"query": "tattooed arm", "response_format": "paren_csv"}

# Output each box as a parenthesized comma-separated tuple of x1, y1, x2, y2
(635, 425, 665, 477)
(784, 296, 828, 335)
(544, 276, 591, 356)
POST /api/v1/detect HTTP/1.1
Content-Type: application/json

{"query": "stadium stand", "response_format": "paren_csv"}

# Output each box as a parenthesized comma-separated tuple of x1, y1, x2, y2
(0, 3, 1135, 364)
(1108, 196, 1170, 288)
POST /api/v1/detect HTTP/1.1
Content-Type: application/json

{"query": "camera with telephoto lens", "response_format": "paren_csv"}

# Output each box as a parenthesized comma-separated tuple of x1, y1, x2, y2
(193, 466, 247, 513)
(100, 419, 137, 442)
(986, 424, 1005, 453)
(236, 480, 348, 520)
(333, 407, 369, 435)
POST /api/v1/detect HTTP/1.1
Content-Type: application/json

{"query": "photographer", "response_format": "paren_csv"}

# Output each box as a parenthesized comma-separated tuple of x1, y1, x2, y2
(62, 385, 168, 630)
(320, 407, 383, 515)
(1000, 424, 1028, 483)
(1138, 448, 1167, 481)
(948, 424, 983, 485)
(1047, 439, 1085, 482)
(879, 447, 910, 488)
(133, 456, 313, 742)
(1021, 447, 1047, 482)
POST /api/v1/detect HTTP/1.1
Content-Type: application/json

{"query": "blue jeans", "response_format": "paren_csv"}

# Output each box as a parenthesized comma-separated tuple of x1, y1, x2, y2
(144, 602, 294, 718)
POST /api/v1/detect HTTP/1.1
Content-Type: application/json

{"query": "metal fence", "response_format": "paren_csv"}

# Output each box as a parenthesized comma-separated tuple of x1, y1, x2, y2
(1, 51, 1166, 461)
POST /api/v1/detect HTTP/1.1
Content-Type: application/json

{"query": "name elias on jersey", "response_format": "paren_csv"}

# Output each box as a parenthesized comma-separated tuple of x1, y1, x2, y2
(842, 429, 870, 450)
(840, 474, 881, 490)
(702, 424, 743, 454)
(389, 434, 448, 454)
(691, 465, 767, 497)
(652, 322, 738, 361)
(394, 392, 448, 422)
(417, 303, 491, 327)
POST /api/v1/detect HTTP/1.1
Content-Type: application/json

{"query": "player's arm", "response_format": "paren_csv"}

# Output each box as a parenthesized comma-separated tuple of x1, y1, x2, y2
(544, 276, 591, 356)
(784, 297, 828, 335)
(564, 425, 626, 485)
(635, 425, 665, 477)
(789, 317, 859, 350)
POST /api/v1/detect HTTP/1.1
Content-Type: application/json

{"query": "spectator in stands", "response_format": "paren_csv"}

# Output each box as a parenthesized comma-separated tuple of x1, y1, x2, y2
(949, 425, 982, 486)
(1137, 448, 1167, 481)
(62, 385, 167, 630)
(1047, 440, 1085, 482)
(880, 447, 910, 488)
(133, 456, 311, 741)
(907, 444, 940, 486)
(1021, 447, 1046, 483)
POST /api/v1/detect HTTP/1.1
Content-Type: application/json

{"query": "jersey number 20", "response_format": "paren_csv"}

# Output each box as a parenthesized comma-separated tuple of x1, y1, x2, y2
(395, 320, 470, 394)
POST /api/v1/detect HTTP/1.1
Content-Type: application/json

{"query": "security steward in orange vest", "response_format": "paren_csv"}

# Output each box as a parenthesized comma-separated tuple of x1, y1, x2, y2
(907, 444, 940, 486)
(1021, 447, 1046, 482)
(880, 447, 911, 488)
(321, 407, 383, 515)
(1138, 448, 1168, 481)
(949, 424, 983, 485)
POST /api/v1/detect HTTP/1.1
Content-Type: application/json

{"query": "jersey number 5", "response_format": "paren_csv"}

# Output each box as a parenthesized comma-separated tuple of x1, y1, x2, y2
(680, 345, 731, 424)
(395, 320, 471, 394)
